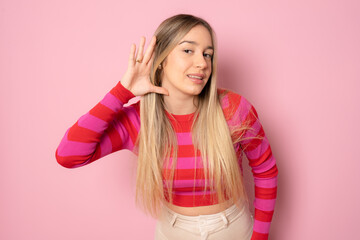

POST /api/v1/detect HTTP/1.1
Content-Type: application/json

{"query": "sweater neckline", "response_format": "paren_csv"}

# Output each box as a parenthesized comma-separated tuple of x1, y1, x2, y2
(164, 109, 196, 122)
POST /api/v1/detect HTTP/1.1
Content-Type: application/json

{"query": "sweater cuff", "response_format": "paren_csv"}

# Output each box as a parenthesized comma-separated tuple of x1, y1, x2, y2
(111, 81, 136, 104)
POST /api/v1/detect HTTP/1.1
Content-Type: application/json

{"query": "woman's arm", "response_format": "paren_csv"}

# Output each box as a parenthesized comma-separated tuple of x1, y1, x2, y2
(239, 97, 278, 240)
(56, 36, 168, 168)
(55, 81, 140, 168)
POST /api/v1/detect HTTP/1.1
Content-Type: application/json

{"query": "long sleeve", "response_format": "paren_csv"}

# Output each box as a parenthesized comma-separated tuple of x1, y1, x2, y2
(55, 81, 141, 168)
(239, 97, 278, 240)
(219, 89, 278, 240)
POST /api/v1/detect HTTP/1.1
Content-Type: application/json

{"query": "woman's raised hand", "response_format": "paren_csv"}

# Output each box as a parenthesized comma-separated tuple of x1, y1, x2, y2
(120, 36, 169, 96)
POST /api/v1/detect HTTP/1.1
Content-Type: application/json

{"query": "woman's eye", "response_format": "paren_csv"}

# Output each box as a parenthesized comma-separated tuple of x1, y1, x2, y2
(184, 49, 192, 54)
(204, 53, 213, 58)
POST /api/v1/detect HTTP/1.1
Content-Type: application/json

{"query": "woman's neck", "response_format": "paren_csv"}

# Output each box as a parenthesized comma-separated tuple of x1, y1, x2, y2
(163, 94, 199, 115)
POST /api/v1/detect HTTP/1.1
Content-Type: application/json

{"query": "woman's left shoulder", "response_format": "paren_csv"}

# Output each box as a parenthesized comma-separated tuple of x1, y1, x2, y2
(217, 87, 258, 121)
(217, 87, 252, 109)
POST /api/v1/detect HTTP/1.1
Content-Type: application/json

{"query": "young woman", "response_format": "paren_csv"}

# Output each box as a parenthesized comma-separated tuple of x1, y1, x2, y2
(56, 14, 278, 240)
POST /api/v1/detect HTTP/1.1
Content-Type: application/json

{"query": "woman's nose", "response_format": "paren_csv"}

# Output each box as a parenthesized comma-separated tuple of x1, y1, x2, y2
(195, 54, 208, 69)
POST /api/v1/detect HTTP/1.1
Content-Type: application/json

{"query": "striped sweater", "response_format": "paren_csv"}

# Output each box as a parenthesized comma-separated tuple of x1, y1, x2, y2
(55, 81, 278, 240)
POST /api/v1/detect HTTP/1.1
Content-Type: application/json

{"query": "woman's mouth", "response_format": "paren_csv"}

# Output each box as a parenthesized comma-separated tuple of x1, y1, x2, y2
(187, 74, 204, 84)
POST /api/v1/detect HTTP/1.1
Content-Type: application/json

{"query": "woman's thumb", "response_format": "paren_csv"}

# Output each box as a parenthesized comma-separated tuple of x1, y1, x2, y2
(150, 85, 169, 96)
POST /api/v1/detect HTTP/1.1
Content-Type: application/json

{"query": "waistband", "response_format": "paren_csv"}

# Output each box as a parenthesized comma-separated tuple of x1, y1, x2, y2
(160, 200, 248, 240)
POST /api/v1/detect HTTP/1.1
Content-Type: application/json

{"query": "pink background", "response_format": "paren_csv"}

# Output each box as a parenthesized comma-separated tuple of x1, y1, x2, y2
(1, 0, 359, 239)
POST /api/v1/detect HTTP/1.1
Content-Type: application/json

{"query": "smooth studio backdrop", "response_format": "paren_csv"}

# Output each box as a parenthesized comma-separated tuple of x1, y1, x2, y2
(1, 0, 359, 239)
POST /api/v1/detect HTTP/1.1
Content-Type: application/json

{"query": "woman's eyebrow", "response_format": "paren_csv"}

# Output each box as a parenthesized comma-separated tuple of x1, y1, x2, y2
(179, 40, 214, 50)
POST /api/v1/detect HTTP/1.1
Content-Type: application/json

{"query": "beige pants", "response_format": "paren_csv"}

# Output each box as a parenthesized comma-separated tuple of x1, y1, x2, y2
(154, 201, 254, 240)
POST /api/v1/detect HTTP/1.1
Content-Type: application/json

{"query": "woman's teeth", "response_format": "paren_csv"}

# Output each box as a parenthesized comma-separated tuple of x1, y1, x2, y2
(188, 75, 203, 80)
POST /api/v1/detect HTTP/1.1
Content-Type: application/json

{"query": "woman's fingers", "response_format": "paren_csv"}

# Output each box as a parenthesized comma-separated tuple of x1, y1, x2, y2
(146, 49, 155, 70)
(135, 36, 145, 63)
(128, 43, 136, 68)
(143, 36, 156, 65)
(122, 36, 159, 97)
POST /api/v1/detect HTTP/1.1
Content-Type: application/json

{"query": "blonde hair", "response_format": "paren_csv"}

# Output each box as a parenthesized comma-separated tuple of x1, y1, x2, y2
(135, 14, 252, 218)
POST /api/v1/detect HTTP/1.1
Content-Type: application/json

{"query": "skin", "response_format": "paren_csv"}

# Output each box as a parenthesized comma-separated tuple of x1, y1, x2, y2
(161, 24, 213, 115)
(121, 25, 234, 216)
(121, 25, 213, 115)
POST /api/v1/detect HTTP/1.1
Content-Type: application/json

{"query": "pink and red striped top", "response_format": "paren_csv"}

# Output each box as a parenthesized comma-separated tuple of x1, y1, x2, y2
(55, 81, 278, 240)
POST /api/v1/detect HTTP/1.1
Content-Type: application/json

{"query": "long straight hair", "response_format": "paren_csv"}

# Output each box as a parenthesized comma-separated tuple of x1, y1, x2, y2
(135, 14, 252, 218)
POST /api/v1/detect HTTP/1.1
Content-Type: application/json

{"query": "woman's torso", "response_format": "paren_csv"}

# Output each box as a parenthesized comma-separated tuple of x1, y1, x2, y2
(163, 198, 235, 216)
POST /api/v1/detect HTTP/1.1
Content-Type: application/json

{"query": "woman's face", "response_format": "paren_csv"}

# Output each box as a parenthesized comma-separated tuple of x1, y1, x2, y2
(161, 24, 214, 98)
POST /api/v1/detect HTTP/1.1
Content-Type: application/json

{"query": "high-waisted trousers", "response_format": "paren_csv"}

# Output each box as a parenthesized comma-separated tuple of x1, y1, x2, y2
(154, 201, 254, 240)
